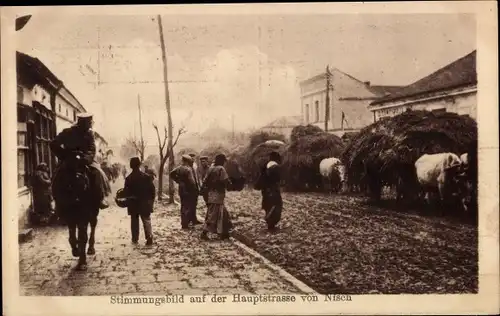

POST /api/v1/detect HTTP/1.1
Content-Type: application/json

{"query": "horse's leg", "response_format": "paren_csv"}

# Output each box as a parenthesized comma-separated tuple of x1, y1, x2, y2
(87, 214, 97, 255)
(76, 219, 89, 270)
(68, 221, 79, 257)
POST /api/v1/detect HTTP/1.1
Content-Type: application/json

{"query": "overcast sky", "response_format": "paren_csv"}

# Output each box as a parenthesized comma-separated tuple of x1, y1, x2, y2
(16, 13, 476, 146)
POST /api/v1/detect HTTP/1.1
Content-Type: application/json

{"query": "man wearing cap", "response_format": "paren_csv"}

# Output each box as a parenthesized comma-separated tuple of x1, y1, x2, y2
(123, 157, 156, 245)
(50, 113, 111, 209)
(257, 151, 283, 231)
(200, 153, 233, 240)
(170, 155, 199, 229)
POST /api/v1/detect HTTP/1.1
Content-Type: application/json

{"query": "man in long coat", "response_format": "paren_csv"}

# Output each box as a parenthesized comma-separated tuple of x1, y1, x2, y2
(50, 113, 111, 209)
(170, 155, 199, 229)
(256, 151, 283, 230)
(123, 157, 156, 245)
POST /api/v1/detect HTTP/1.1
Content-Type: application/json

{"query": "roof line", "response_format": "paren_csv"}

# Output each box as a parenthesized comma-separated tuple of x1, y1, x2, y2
(17, 51, 87, 113)
(370, 50, 477, 105)
(370, 81, 477, 106)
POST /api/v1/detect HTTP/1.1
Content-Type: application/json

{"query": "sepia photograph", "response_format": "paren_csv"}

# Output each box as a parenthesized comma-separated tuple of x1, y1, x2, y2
(2, 2, 498, 316)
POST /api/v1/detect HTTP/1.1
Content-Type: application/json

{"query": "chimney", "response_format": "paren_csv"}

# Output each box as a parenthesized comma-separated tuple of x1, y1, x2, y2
(364, 81, 371, 86)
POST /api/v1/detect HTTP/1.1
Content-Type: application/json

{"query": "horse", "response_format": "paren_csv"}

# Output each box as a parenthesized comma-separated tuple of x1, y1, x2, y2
(53, 153, 102, 271)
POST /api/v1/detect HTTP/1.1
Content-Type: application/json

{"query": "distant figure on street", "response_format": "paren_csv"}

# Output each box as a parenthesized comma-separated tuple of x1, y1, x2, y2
(32, 163, 54, 223)
(197, 156, 210, 205)
(200, 153, 233, 240)
(170, 155, 200, 229)
(122, 166, 127, 179)
(123, 157, 156, 245)
(144, 165, 157, 180)
(256, 151, 283, 231)
(50, 113, 111, 209)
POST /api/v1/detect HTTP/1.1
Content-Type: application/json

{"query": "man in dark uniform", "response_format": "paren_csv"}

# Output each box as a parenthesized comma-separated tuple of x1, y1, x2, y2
(170, 155, 199, 229)
(50, 113, 111, 209)
(257, 151, 283, 231)
(123, 157, 156, 245)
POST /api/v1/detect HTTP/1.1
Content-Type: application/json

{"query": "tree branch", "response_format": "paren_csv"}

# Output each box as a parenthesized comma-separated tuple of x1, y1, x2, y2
(172, 127, 186, 148)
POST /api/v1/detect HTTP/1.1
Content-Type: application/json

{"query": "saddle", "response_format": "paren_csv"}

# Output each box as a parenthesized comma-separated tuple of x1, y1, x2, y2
(53, 153, 92, 204)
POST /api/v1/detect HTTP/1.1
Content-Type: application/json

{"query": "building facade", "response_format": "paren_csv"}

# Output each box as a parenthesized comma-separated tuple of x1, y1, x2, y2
(17, 51, 104, 230)
(54, 86, 86, 133)
(94, 131, 109, 163)
(260, 116, 303, 140)
(369, 51, 477, 122)
(299, 68, 402, 136)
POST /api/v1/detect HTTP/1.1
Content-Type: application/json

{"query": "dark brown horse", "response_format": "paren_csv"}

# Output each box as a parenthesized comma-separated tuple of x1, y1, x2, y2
(53, 153, 101, 271)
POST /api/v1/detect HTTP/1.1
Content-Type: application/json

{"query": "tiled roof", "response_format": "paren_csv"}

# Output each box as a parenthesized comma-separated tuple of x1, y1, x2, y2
(263, 116, 303, 128)
(371, 50, 477, 105)
(368, 85, 405, 96)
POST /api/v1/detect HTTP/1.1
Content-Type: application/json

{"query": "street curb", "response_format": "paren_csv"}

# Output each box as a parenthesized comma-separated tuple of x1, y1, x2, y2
(230, 232, 318, 295)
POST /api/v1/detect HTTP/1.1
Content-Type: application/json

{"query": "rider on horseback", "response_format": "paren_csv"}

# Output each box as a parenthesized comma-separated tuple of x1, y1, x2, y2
(50, 113, 111, 210)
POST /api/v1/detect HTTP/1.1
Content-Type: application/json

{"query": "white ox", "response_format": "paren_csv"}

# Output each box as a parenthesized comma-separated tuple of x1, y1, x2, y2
(319, 157, 346, 193)
(414, 153, 462, 204)
(460, 153, 468, 167)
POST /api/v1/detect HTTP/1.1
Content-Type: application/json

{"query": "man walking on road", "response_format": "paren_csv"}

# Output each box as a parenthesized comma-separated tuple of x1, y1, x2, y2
(123, 157, 156, 245)
(256, 151, 283, 231)
(170, 155, 200, 229)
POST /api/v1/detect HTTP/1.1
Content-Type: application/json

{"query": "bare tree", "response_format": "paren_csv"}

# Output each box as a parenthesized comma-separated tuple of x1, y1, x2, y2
(153, 124, 186, 201)
(126, 136, 146, 162)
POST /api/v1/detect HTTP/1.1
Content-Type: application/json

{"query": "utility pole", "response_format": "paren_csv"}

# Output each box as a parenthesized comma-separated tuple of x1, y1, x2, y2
(137, 94, 145, 161)
(325, 65, 331, 132)
(157, 14, 175, 203)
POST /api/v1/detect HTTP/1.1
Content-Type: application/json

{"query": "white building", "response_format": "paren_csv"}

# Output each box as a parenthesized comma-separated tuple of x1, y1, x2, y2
(54, 86, 86, 133)
(369, 51, 477, 121)
(300, 68, 402, 137)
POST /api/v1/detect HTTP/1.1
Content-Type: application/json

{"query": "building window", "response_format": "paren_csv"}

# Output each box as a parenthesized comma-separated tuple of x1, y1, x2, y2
(66, 108, 69, 116)
(34, 102, 56, 176)
(315, 101, 320, 122)
(305, 104, 310, 123)
(17, 105, 33, 189)
(58, 104, 61, 112)
(73, 109, 76, 122)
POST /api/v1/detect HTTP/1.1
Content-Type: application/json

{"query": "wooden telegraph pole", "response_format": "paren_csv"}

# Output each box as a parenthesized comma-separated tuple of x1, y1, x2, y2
(157, 14, 175, 203)
(325, 65, 331, 132)
(137, 94, 145, 161)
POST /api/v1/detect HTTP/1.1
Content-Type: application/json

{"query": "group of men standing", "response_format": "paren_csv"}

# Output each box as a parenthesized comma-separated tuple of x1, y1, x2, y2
(169, 154, 210, 229)
(32, 111, 284, 248)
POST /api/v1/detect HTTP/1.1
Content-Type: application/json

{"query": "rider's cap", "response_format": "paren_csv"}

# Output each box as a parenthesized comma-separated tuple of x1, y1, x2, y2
(77, 112, 93, 121)
(200, 156, 209, 160)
